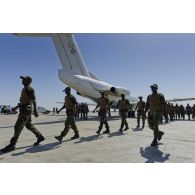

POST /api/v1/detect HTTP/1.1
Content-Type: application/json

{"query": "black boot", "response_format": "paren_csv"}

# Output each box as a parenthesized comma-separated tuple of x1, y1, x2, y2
(55, 135, 63, 142)
(96, 130, 101, 135)
(0, 144, 16, 153)
(71, 133, 80, 140)
(124, 127, 129, 131)
(103, 129, 110, 134)
(151, 138, 158, 146)
(158, 131, 164, 141)
(34, 135, 45, 146)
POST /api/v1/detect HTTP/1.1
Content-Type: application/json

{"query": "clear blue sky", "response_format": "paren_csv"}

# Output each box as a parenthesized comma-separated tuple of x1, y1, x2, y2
(1, 33, 195, 109)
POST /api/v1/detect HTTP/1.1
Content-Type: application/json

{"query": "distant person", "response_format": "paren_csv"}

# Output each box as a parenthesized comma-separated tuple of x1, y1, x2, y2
(0, 76, 45, 153)
(179, 105, 185, 120)
(55, 107, 58, 113)
(93, 91, 110, 135)
(192, 104, 195, 119)
(0, 106, 1, 114)
(175, 104, 180, 120)
(55, 87, 79, 142)
(83, 103, 89, 120)
(53, 107, 55, 114)
(145, 84, 166, 147)
(169, 103, 175, 121)
(135, 96, 146, 128)
(80, 103, 84, 119)
(117, 94, 130, 132)
(186, 104, 192, 120)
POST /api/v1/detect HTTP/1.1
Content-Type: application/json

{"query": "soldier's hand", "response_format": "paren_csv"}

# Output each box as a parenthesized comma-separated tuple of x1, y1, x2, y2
(34, 111, 39, 118)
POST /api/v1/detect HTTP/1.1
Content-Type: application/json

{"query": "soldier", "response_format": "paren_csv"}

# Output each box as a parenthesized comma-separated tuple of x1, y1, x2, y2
(145, 84, 166, 147)
(55, 87, 79, 141)
(169, 103, 175, 121)
(179, 104, 185, 120)
(175, 104, 180, 120)
(93, 91, 110, 135)
(0, 76, 45, 153)
(80, 103, 84, 120)
(83, 103, 89, 120)
(135, 96, 146, 128)
(117, 94, 131, 132)
(186, 104, 192, 120)
(192, 104, 195, 120)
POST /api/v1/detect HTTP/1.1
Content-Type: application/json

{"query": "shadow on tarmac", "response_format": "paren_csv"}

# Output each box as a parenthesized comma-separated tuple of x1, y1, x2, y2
(74, 134, 103, 143)
(108, 131, 127, 137)
(132, 127, 144, 132)
(11, 142, 61, 156)
(140, 146, 171, 163)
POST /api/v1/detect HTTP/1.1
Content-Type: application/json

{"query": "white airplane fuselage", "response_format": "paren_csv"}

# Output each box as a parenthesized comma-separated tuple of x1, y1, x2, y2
(14, 33, 139, 105)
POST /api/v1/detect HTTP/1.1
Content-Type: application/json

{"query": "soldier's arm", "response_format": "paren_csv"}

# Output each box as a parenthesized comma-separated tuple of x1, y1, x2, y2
(145, 97, 150, 113)
(93, 103, 99, 112)
(160, 94, 167, 113)
(29, 88, 39, 117)
(58, 105, 66, 113)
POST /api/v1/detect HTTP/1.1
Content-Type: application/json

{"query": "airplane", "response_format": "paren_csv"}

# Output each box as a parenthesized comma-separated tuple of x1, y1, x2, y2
(14, 33, 139, 108)
(13, 34, 195, 109)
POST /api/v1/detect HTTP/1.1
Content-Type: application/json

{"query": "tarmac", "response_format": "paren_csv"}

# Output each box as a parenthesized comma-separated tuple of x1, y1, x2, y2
(0, 112, 195, 163)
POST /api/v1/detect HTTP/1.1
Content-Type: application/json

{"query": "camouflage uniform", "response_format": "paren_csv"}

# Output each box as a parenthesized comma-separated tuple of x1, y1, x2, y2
(186, 104, 192, 120)
(10, 86, 44, 147)
(118, 99, 130, 131)
(192, 105, 195, 119)
(135, 101, 146, 128)
(59, 95, 79, 138)
(146, 87, 166, 146)
(97, 97, 110, 133)
(179, 105, 185, 120)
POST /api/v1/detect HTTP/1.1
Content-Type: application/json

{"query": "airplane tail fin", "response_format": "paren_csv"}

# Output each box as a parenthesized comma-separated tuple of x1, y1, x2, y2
(14, 33, 90, 77)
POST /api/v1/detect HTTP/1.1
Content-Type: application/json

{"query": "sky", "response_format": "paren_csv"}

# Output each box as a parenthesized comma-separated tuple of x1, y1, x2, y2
(1, 33, 195, 109)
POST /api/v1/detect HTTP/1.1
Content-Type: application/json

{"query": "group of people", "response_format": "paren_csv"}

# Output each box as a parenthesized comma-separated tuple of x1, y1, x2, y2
(75, 103, 89, 120)
(166, 103, 195, 121)
(0, 105, 16, 115)
(0, 75, 194, 153)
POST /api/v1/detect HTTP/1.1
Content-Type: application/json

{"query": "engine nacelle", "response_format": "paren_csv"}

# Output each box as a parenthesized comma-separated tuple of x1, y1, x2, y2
(110, 86, 130, 96)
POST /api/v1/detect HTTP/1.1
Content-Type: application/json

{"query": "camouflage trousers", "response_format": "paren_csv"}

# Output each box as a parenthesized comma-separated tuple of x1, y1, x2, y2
(10, 112, 43, 146)
(60, 115, 78, 137)
(137, 110, 145, 126)
(98, 111, 109, 131)
(119, 111, 129, 129)
(148, 111, 162, 138)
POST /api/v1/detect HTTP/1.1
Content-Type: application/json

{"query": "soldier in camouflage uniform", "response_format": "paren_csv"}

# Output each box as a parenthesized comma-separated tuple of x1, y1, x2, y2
(179, 104, 185, 120)
(192, 104, 195, 119)
(1, 76, 45, 153)
(169, 103, 175, 121)
(117, 94, 131, 132)
(175, 104, 180, 120)
(135, 96, 146, 128)
(145, 84, 166, 146)
(55, 87, 79, 141)
(186, 104, 192, 120)
(93, 91, 110, 135)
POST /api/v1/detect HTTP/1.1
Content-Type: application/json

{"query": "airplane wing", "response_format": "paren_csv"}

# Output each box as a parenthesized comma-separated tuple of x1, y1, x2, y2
(166, 98, 195, 103)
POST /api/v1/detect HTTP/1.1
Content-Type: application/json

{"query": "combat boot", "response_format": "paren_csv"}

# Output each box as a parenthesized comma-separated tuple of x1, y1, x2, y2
(136, 125, 140, 128)
(96, 130, 101, 135)
(0, 144, 16, 153)
(103, 129, 110, 134)
(55, 135, 63, 142)
(34, 135, 45, 146)
(151, 138, 158, 147)
(124, 126, 129, 131)
(119, 129, 123, 133)
(158, 131, 164, 141)
(71, 133, 80, 140)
